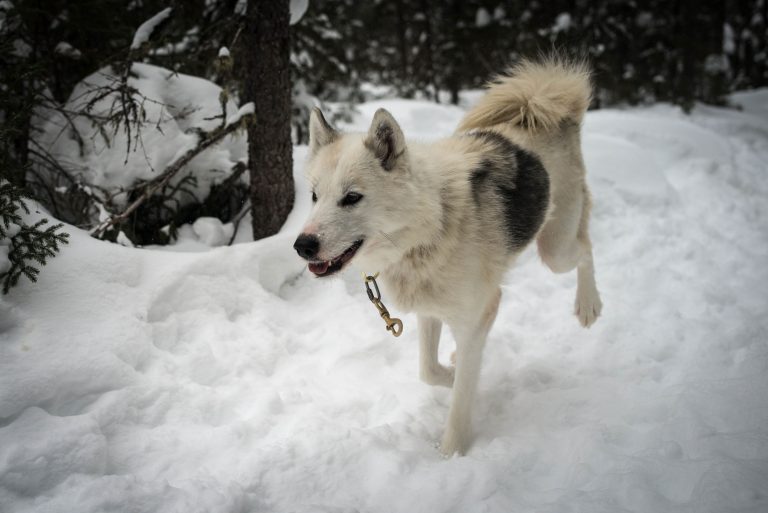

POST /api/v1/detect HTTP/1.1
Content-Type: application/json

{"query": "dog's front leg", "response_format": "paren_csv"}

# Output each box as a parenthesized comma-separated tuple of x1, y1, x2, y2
(418, 315, 454, 387)
(440, 288, 501, 456)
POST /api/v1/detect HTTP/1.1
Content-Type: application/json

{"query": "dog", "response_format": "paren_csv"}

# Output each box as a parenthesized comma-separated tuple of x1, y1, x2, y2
(293, 58, 602, 456)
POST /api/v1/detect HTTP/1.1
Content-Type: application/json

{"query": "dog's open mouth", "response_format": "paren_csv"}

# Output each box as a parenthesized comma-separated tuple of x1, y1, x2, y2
(308, 240, 364, 277)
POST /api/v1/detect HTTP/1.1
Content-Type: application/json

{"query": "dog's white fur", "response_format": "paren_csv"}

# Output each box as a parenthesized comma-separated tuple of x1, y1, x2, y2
(297, 58, 602, 455)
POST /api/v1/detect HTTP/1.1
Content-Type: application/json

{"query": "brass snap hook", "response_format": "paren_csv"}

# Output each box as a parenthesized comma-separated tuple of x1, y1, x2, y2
(386, 316, 403, 337)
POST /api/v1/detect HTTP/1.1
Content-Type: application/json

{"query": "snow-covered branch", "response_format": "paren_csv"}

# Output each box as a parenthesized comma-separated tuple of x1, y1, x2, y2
(91, 107, 254, 239)
(131, 8, 172, 49)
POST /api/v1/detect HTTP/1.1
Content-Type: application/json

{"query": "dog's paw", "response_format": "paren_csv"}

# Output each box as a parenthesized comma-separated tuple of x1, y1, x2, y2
(575, 288, 602, 328)
(420, 364, 455, 388)
(439, 426, 469, 457)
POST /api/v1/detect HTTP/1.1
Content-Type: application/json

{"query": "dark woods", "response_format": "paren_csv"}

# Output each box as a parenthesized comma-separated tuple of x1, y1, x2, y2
(4, 0, 766, 147)
(322, 0, 765, 110)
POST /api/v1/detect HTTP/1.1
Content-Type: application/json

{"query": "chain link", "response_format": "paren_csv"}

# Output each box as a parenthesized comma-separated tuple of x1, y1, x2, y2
(362, 273, 403, 337)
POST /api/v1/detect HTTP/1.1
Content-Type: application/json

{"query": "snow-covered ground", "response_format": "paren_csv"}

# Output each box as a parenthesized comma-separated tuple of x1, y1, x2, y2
(2, 91, 768, 513)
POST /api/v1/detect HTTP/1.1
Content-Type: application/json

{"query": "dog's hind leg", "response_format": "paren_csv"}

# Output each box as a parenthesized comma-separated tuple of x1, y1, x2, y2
(573, 190, 602, 327)
(537, 181, 584, 274)
(538, 183, 602, 327)
(440, 288, 501, 456)
(418, 315, 454, 388)
(574, 246, 601, 328)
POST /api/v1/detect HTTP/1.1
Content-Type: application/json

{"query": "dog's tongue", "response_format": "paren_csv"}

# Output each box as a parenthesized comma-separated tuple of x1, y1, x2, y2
(308, 261, 329, 275)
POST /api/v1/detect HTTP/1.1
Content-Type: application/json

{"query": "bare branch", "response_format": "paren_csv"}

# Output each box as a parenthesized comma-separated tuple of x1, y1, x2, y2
(228, 199, 251, 246)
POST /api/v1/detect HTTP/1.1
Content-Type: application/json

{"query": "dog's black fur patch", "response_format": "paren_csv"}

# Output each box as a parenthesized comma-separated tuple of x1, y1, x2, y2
(497, 147, 550, 250)
(468, 131, 550, 251)
(469, 160, 492, 204)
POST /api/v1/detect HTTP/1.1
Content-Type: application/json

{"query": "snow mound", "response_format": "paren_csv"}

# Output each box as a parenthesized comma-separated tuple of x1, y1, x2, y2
(3, 96, 768, 512)
(33, 63, 247, 207)
(192, 217, 234, 247)
(731, 87, 768, 118)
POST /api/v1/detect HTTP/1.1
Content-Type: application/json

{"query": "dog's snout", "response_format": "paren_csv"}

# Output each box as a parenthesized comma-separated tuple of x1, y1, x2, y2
(294, 234, 320, 260)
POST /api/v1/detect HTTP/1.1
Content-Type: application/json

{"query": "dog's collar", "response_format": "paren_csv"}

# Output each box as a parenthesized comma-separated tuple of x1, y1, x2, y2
(362, 272, 403, 337)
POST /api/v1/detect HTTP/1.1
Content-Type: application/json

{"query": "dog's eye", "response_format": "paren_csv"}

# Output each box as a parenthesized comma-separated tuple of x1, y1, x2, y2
(311, 191, 317, 203)
(341, 192, 363, 207)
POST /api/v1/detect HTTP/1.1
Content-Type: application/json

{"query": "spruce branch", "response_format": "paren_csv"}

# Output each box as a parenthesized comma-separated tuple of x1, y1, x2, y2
(91, 111, 254, 239)
(3, 220, 70, 293)
(0, 182, 70, 294)
(0, 182, 29, 238)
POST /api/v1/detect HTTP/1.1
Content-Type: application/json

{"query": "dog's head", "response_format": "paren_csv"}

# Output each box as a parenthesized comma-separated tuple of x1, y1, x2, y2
(293, 107, 414, 277)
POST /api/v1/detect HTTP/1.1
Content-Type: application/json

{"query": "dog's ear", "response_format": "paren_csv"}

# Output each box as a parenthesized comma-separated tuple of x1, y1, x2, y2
(309, 108, 338, 155)
(364, 108, 406, 171)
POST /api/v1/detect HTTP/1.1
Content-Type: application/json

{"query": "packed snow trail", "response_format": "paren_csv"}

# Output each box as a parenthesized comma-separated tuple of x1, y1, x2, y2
(1, 92, 767, 513)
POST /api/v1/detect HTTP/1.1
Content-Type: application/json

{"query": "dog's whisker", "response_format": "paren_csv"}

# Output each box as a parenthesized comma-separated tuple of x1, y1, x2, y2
(379, 230, 400, 249)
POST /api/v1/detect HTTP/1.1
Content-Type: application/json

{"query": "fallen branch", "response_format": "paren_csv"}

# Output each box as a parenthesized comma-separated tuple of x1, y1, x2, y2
(91, 107, 253, 239)
(227, 198, 251, 246)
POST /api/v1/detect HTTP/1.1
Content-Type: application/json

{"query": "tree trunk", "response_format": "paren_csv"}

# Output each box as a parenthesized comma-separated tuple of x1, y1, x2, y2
(447, 0, 461, 105)
(395, 0, 411, 98)
(243, 0, 294, 240)
(673, 0, 697, 111)
(420, 0, 438, 102)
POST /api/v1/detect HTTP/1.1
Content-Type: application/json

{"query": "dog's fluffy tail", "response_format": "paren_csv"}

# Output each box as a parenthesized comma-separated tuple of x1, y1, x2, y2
(457, 57, 592, 133)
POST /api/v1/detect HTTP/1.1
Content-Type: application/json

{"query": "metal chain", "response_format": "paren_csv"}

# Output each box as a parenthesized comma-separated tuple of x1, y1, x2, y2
(362, 273, 403, 337)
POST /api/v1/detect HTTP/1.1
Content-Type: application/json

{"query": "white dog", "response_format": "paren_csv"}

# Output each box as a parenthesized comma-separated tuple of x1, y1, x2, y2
(294, 58, 602, 455)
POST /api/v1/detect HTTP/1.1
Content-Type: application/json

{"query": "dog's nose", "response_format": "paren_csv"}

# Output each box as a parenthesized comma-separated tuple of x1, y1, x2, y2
(294, 234, 320, 260)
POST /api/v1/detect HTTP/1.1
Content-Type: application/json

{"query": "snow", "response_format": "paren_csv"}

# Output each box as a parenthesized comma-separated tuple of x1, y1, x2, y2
(341, 98, 468, 140)
(475, 8, 491, 28)
(723, 23, 736, 54)
(33, 63, 248, 210)
(115, 231, 134, 248)
(290, 0, 309, 25)
(130, 7, 172, 50)
(552, 12, 572, 33)
(0, 1, 11, 31)
(2, 90, 768, 512)
(11, 38, 31, 58)
(54, 41, 81, 59)
(0, 201, 20, 276)
(218, 46, 230, 58)
(225, 102, 254, 126)
(731, 87, 768, 118)
(191, 217, 234, 247)
(0, 245, 9, 274)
